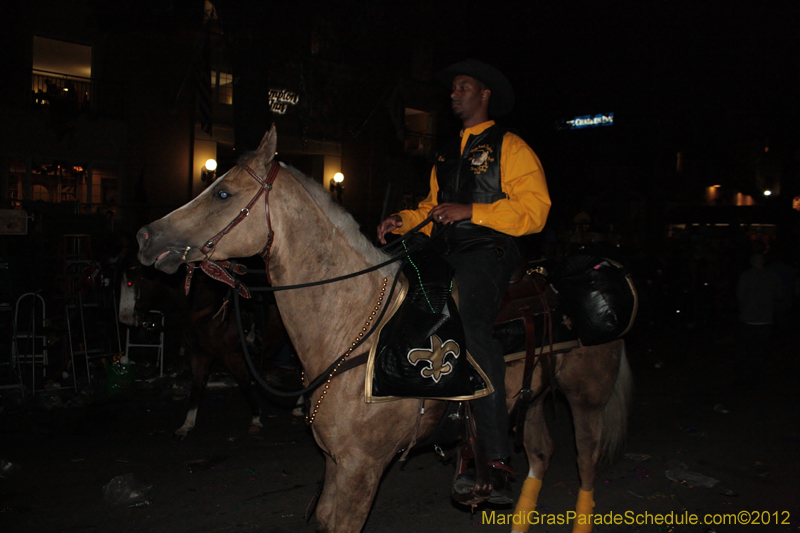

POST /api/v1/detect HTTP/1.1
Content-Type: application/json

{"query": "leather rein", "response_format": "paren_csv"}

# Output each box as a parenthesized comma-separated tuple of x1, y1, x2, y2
(179, 161, 426, 404)
(182, 161, 429, 298)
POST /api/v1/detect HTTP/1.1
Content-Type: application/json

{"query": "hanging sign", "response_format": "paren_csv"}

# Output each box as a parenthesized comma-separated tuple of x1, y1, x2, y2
(269, 89, 300, 114)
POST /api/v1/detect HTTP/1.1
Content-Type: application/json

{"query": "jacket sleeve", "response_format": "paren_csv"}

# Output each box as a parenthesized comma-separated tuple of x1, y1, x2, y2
(393, 168, 439, 237)
(471, 133, 551, 236)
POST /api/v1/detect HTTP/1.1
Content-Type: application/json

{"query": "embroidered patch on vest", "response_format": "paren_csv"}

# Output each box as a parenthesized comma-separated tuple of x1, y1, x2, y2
(469, 144, 494, 174)
(407, 334, 460, 383)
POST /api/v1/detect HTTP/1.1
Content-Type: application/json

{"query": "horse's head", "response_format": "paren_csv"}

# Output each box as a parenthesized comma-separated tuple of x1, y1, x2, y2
(137, 126, 278, 274)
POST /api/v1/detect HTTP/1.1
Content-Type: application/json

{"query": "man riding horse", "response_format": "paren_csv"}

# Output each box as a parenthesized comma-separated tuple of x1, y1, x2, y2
(378, 58, 552, 504)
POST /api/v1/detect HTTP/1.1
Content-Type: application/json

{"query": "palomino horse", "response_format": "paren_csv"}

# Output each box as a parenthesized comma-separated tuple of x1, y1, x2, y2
(118, 263, 265, 439)
(136, 126, 631, 533)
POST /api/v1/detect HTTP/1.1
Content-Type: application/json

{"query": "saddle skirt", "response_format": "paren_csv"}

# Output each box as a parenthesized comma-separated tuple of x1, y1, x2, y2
(365, 248, 584, 403)
(364, 247, 636, 407)
(365, 247, 493, 403)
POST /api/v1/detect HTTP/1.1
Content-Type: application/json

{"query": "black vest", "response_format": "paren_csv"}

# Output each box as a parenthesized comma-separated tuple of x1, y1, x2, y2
(435, 124, 507, 205)
(432, 125, 514, 255)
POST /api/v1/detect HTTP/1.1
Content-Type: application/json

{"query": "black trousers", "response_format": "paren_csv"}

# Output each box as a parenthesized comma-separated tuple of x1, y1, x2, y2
(445, 239, 520, 461)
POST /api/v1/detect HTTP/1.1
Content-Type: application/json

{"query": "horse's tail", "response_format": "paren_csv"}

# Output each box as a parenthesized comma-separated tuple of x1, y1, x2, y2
(599, 340, 632, 464)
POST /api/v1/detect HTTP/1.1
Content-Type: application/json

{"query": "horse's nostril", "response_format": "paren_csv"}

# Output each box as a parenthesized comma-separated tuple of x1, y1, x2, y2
(137, 227, 150, 248)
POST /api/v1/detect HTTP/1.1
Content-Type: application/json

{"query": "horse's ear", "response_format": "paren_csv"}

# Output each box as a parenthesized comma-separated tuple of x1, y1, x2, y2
(256, 124, 277, 165)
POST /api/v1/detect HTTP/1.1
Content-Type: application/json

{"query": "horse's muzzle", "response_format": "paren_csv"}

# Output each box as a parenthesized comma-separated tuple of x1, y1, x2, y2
(136, 225, 152, 261)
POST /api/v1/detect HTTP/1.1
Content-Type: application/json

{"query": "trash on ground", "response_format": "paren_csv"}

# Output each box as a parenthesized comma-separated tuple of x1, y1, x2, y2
(38, 392, 63, 410)
(104, 357, 135, 398)
(207, 377, 237, 389)
(183, 456, 226, 473)
(129, 498, 154, 508)
(0, 459, 20, 477)
(665, 467, 720, 488)
(624, 453, 652, 461)
(102, 473, 152, 505)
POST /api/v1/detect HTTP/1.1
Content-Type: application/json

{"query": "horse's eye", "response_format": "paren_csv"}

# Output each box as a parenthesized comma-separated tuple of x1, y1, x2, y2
(216, 190, 230, 200)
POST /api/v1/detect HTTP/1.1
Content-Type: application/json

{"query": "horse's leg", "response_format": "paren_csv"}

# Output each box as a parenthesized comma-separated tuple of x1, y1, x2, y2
(292, 394, 305, 418)
(326, 452, 389, 533)
(503, 359, 552, 532)
(174, 348, 212, 440)
(511, 397, 552, 533)
(559, 342, 627, 533)
(311, 395, 434, 533)
(224, 347, 263, 435)
(313, 457, 338, 533)
(565, 399, 604, 533)
(311, 451, 386, 533)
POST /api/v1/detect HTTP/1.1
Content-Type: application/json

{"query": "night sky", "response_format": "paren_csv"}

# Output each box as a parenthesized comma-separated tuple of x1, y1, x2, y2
(304, 1, 799, 201)
(425, 1, 797, 119)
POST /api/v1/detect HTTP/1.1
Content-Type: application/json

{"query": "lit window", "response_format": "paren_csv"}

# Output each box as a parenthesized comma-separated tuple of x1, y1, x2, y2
(32, 36, 92, 109)
(212, 70, 233, 105)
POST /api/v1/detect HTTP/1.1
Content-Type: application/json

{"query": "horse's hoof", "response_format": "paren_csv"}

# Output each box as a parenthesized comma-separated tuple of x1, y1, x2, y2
(248, 424, 262, 435)
(172, 431, 188, 441)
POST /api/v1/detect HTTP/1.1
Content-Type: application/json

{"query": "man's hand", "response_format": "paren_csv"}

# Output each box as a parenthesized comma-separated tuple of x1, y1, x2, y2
(430, 203, 472, 225)
(377, 215, 403, 244)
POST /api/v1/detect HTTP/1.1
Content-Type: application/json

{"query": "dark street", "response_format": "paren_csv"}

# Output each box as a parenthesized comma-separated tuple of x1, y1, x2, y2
(1, 318, 798, 533)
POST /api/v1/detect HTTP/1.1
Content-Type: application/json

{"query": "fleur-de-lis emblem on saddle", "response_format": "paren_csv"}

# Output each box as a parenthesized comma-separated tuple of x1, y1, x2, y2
(407, 334, 461, 383)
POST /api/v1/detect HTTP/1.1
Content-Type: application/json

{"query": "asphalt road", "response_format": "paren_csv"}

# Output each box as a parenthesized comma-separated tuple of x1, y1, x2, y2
(1, 320, 798, 533)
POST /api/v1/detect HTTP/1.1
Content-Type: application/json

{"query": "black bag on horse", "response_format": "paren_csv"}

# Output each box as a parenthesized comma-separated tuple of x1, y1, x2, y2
(550, 254, 638, 346)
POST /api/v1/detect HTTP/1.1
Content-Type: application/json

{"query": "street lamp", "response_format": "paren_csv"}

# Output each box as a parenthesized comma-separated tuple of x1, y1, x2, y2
(330, 172, 344, 204)
(201, 158, 217, 184)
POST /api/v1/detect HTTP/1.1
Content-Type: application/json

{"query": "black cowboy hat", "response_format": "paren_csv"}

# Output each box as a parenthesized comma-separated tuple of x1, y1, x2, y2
(436, 59, 515, 117)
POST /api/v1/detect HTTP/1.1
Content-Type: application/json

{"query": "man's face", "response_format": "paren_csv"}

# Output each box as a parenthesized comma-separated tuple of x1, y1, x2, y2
(450, 75, 489, 124)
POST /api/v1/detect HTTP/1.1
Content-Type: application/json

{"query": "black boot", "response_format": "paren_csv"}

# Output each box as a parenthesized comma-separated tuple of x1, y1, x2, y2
(453, 459, 515, 506)
(487, 459, 515, 505)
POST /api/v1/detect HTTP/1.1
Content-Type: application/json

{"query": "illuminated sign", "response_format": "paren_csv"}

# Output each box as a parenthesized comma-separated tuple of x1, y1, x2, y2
(557, 112, 614, 131)
(269, 89, 300, 114)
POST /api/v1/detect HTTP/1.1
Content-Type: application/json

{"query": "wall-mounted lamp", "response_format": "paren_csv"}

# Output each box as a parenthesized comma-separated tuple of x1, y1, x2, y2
(330, 172, 344, 204)
(201, 158, 217, 184)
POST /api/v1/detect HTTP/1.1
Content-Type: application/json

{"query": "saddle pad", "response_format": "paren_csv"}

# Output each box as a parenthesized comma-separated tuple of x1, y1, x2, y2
(365, 249, 492, 404)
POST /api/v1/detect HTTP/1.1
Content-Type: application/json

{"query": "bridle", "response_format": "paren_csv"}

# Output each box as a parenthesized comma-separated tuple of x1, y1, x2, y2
(183, 162, 280, 298)
(183, 160, 433, 298)
(174, 159, 436, 418)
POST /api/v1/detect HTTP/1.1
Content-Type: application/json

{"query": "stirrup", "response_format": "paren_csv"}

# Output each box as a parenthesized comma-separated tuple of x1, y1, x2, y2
(486, 460, 515, 505)
(450, 436, 491, 507)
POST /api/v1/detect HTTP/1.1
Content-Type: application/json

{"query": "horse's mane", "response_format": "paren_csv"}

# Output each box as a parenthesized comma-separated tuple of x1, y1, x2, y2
(282, 164, 399, 278)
